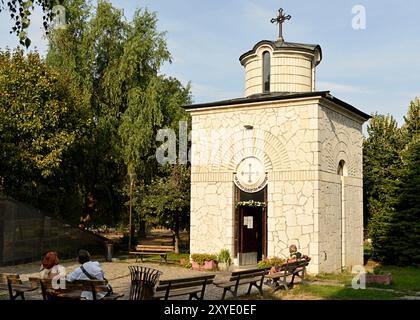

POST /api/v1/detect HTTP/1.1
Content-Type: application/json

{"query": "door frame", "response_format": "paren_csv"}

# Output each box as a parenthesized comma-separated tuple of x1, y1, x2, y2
(234, 186, 267, 263)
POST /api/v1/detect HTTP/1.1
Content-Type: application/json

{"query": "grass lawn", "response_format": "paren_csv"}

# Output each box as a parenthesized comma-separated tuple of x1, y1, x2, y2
(370, 266, 420, 293)
(238, 264, 420, 300)
(285, 284, 403, 300)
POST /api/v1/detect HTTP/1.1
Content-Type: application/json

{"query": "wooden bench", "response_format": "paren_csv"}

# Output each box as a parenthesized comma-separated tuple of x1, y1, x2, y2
(0, 273, 38, 300)
(265, 258, 310, 291)
(154, 274, 216, 300)
(29, 277, 124, 300)
(130, 245, 175, 263)
(214, 268, 266, 300)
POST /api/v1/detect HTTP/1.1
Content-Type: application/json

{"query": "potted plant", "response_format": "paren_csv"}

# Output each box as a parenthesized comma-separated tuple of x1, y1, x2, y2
(366, 266, 392, 285)
(191, 254, 218, 271)
(217, 249, 232, 271)
(257, 257, 285, 270)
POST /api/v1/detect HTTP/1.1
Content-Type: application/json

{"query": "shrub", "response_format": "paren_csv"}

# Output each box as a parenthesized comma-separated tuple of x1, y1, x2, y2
(257, 257, 285, 269)
(373, 266, 384, 275)
(217, 249, 232, 264)
(191, 253, 218, 265)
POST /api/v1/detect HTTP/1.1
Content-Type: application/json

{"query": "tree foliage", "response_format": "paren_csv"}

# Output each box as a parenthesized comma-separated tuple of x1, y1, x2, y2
(0, 49, 86, 201)
(136, 165, 190, 253)
(1, 1, 191, 231)
(365, 100, 420, 264)
(0, 0, 56, 47)
(44, 0, 191, 228)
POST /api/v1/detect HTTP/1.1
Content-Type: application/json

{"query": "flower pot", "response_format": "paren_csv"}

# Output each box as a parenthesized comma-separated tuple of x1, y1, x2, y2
(203, 260, 218, 270)
(218, 262, 230, 271)
(191, 261, 201, 270)
(366, 273, 392, 285)
(191, 260, 218, 271)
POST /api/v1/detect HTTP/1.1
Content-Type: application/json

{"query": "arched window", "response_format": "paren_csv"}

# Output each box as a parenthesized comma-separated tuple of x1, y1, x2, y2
(337, 160, 348, 176)
(262, 51, 271, 93)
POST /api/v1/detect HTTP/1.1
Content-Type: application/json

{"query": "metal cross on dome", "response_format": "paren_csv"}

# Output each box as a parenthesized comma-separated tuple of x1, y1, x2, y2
(271, 8, 291, 41)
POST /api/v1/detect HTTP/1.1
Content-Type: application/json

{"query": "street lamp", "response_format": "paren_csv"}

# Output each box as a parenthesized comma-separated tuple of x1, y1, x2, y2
(128, 173, 136, 254)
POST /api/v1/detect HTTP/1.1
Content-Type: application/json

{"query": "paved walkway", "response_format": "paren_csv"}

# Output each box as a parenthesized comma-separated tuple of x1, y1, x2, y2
(0, 259, 264, 300)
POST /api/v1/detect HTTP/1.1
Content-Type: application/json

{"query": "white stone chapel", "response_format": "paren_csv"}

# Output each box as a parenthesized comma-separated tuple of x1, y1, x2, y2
(186, 9, 370, 273)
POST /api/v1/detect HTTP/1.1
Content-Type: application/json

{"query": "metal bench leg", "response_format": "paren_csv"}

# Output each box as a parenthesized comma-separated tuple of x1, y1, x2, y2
(233, 286, 239, 298)
(221, 288, 228, 300)
(257, 284, 263, 296)
(247, 283, 253, 295)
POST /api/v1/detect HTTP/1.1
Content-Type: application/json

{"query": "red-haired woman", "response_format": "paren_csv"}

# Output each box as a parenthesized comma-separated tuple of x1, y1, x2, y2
(39, 251, 66, 279)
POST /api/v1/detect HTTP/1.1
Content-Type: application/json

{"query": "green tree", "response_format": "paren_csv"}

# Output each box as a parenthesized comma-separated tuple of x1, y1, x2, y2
(390, 137, 420, 264)
(46, 0, 191, 228)
(402, 97, 420, 143)
(364, 113, 403, 261)
(137, 165, 190, 253)
(0, 49, 87, 214)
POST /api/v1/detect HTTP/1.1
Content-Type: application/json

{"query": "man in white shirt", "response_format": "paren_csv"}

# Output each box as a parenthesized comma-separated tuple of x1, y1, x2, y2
(66, 249, 107, 300)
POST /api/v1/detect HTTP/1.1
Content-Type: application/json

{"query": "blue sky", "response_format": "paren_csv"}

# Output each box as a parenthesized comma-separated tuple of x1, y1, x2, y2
(1, 0, 420, 125)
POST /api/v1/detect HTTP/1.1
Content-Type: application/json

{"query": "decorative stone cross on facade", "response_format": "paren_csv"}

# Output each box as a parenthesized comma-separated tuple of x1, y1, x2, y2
(271, 8, 291, 41)
(241, 163, 260, 183)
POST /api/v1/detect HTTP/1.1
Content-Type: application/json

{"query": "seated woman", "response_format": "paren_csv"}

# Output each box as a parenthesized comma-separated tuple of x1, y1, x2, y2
(39, 251, 66, 280)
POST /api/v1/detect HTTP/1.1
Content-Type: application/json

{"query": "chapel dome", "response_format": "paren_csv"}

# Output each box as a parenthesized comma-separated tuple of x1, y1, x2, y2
(239, 39, 322, 97)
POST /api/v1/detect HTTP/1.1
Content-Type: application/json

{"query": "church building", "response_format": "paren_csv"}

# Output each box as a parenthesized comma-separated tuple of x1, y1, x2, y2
(186, 9, 370, 273)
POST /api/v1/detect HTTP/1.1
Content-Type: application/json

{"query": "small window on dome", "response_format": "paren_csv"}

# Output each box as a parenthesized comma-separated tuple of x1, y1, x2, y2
(262, 51, 271, 93)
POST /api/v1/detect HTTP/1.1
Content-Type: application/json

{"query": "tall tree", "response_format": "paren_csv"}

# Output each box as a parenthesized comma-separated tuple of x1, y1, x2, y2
(391, 137, 420, 264)
(137, 164, 190, 253)
(46, 0, 191, 229)
(0, 49, 87, 215)
(364, 113, 403, 261)
(402, 97, 420, 143)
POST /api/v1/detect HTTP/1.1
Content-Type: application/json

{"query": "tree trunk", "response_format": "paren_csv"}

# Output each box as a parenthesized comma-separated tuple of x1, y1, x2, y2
(174, 214, 180, 254)
(137, 219, 147, 239)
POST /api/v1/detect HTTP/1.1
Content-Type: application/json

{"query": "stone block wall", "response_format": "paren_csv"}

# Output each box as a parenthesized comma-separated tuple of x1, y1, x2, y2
(189, 97, 365, 273)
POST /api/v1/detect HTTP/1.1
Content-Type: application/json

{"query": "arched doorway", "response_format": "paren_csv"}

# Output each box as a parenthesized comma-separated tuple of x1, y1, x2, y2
(234, 187, 267, 266)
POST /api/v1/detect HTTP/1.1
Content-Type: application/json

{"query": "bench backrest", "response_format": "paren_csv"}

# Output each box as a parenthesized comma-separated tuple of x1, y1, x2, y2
(280, 259, 309, 271)
(156, 274, 215, 292)
(155, 274, 215, 299)
(30, 277, 109, 300)
(229, 268, 266, 282)
(136, 245, 175, 252)
(0, 273, 22, 285)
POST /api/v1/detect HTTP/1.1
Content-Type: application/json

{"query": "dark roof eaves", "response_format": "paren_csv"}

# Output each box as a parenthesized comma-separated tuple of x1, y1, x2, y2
(183, 91, 371, 121)
(239, 40, 321, 63)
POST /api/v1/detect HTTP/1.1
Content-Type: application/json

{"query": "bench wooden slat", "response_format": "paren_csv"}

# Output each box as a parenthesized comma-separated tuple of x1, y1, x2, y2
(215, 268, 266, 300)
(154, 274, 215, 300)
(154, 286, 203, 299)
(156, 279, 214, 291)
(135, 245, 174, 251)
(216, 276, 263, 289)
(0, 273, 31, 300)
(157, 275, 215, 286)
(30, 277, 123, 300)
(130, 244, 175, 263)
(265, 259, 309, 291)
